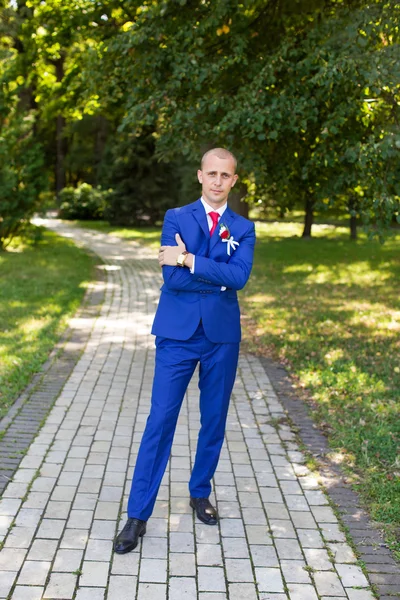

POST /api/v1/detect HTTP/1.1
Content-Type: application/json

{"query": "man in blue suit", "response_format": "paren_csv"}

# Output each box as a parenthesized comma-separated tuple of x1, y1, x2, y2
(114, 148, 256, 554)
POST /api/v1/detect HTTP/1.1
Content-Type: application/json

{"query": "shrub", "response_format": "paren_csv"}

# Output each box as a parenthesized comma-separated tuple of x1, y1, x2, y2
(58, 183, 110, 220)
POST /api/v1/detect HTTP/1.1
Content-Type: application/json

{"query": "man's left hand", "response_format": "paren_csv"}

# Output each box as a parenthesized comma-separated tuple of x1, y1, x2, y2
(159, 233, 186, 266)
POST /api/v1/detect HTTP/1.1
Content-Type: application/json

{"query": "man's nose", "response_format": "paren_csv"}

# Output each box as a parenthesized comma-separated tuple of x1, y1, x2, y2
(214, 175, 222, 186)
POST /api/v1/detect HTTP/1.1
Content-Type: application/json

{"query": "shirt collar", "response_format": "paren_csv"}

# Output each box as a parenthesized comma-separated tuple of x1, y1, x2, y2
(200, 196, 227, 217)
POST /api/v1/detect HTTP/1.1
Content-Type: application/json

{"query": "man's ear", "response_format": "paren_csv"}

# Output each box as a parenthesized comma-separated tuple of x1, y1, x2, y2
(197, 169, 203, 184)
(231, 174, 238, 187)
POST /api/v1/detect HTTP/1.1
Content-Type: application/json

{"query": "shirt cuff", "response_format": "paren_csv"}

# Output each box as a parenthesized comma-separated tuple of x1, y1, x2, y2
(190, 255, 195, 274)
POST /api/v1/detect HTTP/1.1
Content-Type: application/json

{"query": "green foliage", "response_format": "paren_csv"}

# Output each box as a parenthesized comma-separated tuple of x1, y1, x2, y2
(58, 183, 110, 220)
(103, 133, 179, 226)
(0, 113, 46, 250)
(90, 0, 400, 237)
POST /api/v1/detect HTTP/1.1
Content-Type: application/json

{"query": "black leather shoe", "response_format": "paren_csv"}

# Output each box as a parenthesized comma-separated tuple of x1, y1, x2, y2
(114, 518, 146, 554)
(190, 496, 218, 525)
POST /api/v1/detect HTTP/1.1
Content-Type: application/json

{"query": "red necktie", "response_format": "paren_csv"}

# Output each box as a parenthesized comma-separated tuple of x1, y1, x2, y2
(209, 211, 220, 236)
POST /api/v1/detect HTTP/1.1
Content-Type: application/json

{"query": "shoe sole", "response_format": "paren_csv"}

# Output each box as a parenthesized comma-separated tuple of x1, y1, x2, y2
(190, 499, 218, 526)
(114, 527, 146, 554)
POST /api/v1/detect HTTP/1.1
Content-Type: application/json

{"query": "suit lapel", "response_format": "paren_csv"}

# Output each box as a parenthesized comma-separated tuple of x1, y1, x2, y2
(209, 206, 236, 253)
(192, 199, 210, 239)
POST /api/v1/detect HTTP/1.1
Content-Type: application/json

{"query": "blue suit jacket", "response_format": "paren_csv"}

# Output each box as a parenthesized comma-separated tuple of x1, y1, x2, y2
(151, 199, 256, 343)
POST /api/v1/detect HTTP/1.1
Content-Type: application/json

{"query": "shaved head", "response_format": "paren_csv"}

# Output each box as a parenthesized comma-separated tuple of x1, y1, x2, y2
(201, 148, 237, 172)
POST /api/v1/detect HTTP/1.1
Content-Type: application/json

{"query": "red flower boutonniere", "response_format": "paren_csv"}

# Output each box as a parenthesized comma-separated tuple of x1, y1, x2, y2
(218, 223, 240, 256)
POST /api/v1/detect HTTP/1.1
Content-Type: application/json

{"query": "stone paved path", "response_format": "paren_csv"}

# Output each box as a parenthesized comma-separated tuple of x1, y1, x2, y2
(0, 220, 378, 600)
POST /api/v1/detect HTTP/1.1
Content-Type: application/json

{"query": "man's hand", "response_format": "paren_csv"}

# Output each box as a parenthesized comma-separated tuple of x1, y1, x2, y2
(158, 233, 186, 267)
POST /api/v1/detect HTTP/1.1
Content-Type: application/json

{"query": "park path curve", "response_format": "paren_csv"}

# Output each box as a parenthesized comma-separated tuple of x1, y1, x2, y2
(0, 219, 378, 600)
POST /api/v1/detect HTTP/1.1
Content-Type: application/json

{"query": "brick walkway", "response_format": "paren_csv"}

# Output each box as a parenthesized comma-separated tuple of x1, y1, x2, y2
(0, 220, 395, 600)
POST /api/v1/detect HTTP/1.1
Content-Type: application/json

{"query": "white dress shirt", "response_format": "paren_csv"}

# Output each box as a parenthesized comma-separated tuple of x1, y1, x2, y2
(190, 197, 227, 291)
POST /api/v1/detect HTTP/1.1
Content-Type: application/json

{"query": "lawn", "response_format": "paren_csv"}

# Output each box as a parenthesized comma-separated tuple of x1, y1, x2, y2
(241, 222, 400, 556)
(0, 229, 97, 418)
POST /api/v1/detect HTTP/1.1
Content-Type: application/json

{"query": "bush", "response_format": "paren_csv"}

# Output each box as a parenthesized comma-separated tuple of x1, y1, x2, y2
(58, 183, 110, 220)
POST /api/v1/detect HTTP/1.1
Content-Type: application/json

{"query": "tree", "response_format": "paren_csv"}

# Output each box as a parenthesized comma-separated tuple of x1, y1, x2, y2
(88, 0, 399, 238)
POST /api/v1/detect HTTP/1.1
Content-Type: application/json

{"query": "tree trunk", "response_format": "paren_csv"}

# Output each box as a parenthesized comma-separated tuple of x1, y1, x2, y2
(94, 116, 109, 185)
(56, 114, 66, 198)
(228, 182, 249, 218)
(348, 196, 358, 240)
(302, 196, 314, 238)
(54, 55, 66, 203)
(350, 214, 357, 240)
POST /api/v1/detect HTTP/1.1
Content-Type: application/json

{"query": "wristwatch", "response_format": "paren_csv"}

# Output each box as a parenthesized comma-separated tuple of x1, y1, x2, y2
(176, 251, 189, 267)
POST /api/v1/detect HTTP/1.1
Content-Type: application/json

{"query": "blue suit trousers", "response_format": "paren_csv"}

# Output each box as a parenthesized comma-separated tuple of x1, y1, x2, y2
(127, 322, 239, 521)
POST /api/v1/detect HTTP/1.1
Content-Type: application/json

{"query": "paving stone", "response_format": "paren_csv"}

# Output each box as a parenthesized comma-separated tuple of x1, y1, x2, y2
(53, 549, 83, 572)
(304, 548, 332, 570)
(11, 586, 45, 600)
(137, 582, 167, 599)
(91, 520, 116, 540)
(280, 560, 311, 584)
(107, 575, 137, 600)
(270, 519, 296, 538)
(169, 553, 196, 577)
(314, 571, 346, 596)
(169, 577, 196, 600)
(275, 538, 303, 560)
(287, 583, 319, 600)
(197, 543, 223, 566)
(255, 567, 284, 593)
(85, 538, 113, 562)
(228, 582, 259, 600)
(245, 525, 272, 544)
(198, 567, 226, 592)
(36, 519, 65, 539)
(27, 539, 58, 561)
(75, 588, 105, 600)
(290, 511, 316, 529)
(139, 558, 167, 583)
(18, 560, 51, 585)
(249, 544, 279, 567)
(0, 548, 27, 571)
(60, 529, 89, 549)
(80, 561, 109, 587)
(4, 527, 36, 548)
(43, 573, 77, 599)
(335, 563, 370, 587)
(224, 558, 254, 582)
(111, 551, 140, 576)
(0, 570, 17, 596)
(345, 590, 375, 600)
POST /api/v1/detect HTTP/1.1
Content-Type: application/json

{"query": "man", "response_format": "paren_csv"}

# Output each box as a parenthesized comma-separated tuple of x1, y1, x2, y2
(114, 147, 256, 554)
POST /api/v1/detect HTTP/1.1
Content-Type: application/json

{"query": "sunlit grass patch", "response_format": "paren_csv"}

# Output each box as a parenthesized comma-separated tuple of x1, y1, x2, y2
(0, 230, 97, 417)
(73, 220, 161, 249)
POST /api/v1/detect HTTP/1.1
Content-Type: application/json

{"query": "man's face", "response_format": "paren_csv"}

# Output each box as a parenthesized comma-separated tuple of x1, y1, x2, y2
(197, 154, 238, 208)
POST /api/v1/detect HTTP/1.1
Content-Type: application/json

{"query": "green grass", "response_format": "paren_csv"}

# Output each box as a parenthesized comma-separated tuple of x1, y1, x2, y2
(0, 229, 97, 418)
(242, 221, 400, 556)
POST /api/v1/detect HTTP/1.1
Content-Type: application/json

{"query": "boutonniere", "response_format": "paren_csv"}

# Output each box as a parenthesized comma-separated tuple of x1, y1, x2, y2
(218, 223, 240, 256)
